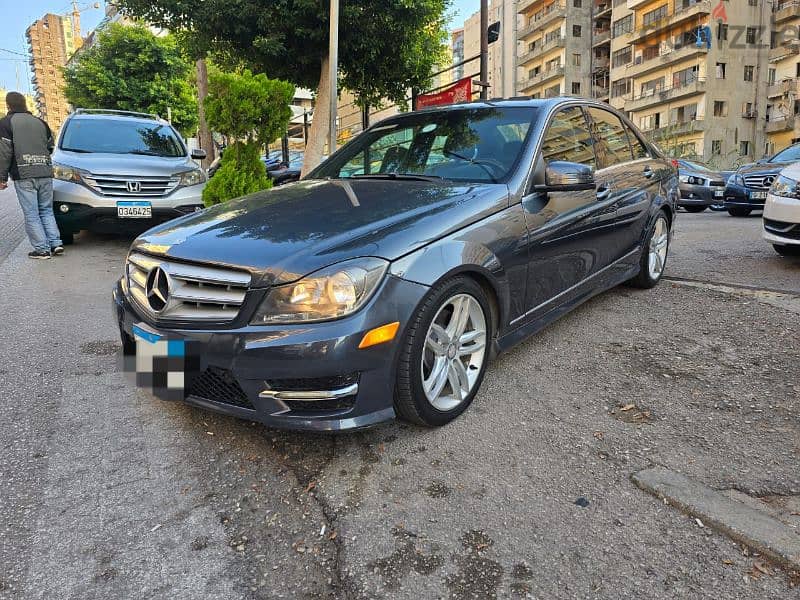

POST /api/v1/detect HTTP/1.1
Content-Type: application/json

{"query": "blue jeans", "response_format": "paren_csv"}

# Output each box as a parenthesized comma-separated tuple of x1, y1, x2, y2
(14, 178, 62, 252)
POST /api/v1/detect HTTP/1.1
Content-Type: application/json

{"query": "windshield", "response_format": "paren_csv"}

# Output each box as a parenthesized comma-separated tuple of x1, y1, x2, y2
(770, 144, 800, 163)
(311, 107, 538, 183)
(680, 160, 710, 172)
(60, 118, 186, 157)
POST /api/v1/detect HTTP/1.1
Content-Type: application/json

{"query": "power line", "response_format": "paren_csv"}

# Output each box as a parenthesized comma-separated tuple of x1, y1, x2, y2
(0, 48, 29, 58)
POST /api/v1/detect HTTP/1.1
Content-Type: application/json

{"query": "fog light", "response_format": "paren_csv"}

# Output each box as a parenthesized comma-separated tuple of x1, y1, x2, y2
(359, 322, 400, 349)
(59, 203, 69, 213)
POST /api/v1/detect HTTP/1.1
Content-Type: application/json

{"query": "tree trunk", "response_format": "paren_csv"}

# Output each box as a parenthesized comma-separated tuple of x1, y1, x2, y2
(196, 58, 215, 169)
(301, 55, 331, 177)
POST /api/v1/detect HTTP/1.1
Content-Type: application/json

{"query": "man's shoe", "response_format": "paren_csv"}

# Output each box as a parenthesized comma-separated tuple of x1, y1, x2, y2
(28, 250, 51, 260)
(51, 246, 64, 256)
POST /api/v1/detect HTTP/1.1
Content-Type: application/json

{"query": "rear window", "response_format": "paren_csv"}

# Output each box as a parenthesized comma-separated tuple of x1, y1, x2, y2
(60, 118, 186, 157)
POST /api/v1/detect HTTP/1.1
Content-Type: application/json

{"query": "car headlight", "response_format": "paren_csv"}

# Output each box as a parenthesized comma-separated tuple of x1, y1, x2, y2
(770, 174, 800, 199)
(251, 257, 389, 324)
(679, 175, 702, 185)
(727, 173, 744, 187)
(53, 162, 82, 183)
(178, 168, 206, 187)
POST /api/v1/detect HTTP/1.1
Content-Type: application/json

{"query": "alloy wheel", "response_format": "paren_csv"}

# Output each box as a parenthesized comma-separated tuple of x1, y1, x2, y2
(420, 293, 487, 412)
(648, 215, 669, 280)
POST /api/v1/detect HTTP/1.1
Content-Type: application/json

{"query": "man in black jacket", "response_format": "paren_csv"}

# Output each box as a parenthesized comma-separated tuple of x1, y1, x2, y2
(0, 91, 63, 259)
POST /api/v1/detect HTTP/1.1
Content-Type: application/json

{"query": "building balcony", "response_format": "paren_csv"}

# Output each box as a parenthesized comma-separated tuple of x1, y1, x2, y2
(592, 85, 610, 100)
(593, 2, 612, 18)
(625, 77, 707, 112)
(629, 1, 712, 44)
(644, 118, 706, 140)
(518, 3, 567, 40)
(593, 57, 610, 71)
(769, 40, 800, 62)
(766, 116, 795, 133)
(767, 77, 799, 98)
(519, 66, 565, 92)
(519, 35, 566, 65)
(625, 44, 708, 79)
(627, 0, 654, 9)
(518, 0, 544, 13)
(773, 1, 800, 24)
(592, 30, 611, 47)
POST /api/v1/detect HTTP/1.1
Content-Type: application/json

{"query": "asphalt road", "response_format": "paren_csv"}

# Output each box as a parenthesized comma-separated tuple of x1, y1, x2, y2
(0, 201, 798, 599)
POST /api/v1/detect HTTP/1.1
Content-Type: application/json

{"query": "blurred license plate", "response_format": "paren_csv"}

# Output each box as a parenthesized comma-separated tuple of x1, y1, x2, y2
(714, 189, 724, 197)
(750, 191, 767, 200)
(132, 323, 187, 399)
(117, 201, 152, 218)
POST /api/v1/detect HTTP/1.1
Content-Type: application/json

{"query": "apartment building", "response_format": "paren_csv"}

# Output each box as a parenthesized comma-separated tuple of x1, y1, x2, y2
(765, 0, 800, 154)
(26, 13, 80, 131)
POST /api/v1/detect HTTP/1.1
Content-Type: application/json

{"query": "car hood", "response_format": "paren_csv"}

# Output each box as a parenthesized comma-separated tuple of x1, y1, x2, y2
(132, 178, 509, 286)
(53, 150, 195, 176)
(736, 162, 791, 177)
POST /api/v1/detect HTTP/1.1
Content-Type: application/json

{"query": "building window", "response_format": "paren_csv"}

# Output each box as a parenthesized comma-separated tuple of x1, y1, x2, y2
(611, 78, 632, 98)
(746, 27, 757, 45)
(613, 15, 633, 38)
(768, 68, 776, 85)
(713, 101, 727, 117)
(573, 25, 582, 37)
(744, 65, 754, 82)
(573, 0, 582, 6)
(740, 141, 751, 156)
(712, 140, 722, 155)
(612, 46, 632, 68)
(642, 5, 668, 27)
(716, 62, 726, 79)
(718, 23, 728, 41)
(572, 81, 581, 94)
(796, 63, 800, 77)
(573, 53, 581, 66)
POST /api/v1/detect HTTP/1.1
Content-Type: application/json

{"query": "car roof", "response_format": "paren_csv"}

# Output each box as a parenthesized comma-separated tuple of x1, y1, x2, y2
(411, 96, 621, 114)
(66, 112, 170, 126)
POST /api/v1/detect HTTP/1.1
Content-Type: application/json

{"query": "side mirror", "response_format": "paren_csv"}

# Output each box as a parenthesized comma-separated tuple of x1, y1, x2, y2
(544, 160, 595, 191)
(191, 148, 207, 160)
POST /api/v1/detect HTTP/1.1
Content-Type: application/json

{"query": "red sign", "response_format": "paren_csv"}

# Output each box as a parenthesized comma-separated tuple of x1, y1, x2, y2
(711, 0, 727, 22)
(417, 77, 473, 109)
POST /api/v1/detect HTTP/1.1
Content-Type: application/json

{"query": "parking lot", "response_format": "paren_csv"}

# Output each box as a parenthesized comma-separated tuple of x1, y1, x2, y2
(0, 188, 798, 598)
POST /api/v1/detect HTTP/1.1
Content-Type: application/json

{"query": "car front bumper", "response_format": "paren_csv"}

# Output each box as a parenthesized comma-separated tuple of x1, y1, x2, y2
(724, 184, 768, 209)
(763, 193, 800, 246)
(678, 183, 725, 206)
(112, 274, 430, 432)
(54, 180, 205, 233)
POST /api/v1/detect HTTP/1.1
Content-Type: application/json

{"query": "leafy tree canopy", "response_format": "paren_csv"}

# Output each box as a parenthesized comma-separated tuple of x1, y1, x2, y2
(116, 0, 450, 109)
(63, 23, 198, 134)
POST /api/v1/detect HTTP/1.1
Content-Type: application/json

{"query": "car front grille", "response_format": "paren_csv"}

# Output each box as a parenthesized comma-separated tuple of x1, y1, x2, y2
(743, 174, 779, 190)
(83, 174, 181, 197)
(709, 180, 725, 187)
(764, 218, 800, 239)
(126, 252, 251, 322)
(187, 367, 254, 409)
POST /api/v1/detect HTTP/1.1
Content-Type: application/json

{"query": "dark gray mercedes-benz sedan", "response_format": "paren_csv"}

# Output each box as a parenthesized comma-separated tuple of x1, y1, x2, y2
(113, 98, 678, 431)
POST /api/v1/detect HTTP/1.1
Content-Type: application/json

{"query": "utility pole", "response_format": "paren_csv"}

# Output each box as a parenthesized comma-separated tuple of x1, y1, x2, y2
(480, 0, 489, 100)
(329, 0, 339, 155)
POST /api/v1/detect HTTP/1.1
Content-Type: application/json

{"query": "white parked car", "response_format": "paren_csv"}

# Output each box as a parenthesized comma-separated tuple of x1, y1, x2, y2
(764, 163, 800, 256)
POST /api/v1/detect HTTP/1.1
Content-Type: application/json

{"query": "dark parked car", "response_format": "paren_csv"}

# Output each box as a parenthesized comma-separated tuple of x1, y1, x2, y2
(674, 159, 726, 213)
(724, 143, 800, 217)
(207, 149, 304, 186)
(113, 98, 678, 431)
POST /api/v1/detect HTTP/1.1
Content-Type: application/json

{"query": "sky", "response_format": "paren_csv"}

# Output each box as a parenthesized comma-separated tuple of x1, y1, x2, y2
(0, 0, 479, 96)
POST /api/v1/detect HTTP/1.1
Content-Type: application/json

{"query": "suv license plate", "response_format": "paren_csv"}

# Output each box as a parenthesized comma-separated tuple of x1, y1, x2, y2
(118, 201, 152, 218)
(714, 189, 724, 197)
(750, 191, 767, 200)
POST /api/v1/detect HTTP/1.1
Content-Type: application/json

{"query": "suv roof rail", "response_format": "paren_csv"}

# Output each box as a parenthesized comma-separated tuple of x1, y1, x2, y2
(72, 108, 164, 121)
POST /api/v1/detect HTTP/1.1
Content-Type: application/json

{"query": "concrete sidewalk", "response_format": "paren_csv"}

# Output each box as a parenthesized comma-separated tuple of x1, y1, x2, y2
(0, 183, 24, 264)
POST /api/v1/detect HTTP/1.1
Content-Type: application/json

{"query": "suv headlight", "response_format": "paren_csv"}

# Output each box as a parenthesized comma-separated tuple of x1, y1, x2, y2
(770, 174, 800, 199)
(727, 173, 744, 187)
(679, 175, 702, 185)
(251, 257, 389, 324)
(53, 162, 82, 183)
(178, 168, 206, 187)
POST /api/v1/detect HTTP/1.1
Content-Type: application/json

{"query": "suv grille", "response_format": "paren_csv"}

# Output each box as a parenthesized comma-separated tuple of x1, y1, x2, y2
(188, 367, 254, 410)
(126, 252, 251, 322)
(83, 174, 181, 197)
(743, 174, 778, 190)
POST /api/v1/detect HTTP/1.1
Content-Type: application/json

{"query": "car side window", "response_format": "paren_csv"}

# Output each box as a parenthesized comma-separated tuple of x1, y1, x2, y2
(625, 124, 650, 160)
(540, 107, 596, 169)
(586, 108, 633, 168)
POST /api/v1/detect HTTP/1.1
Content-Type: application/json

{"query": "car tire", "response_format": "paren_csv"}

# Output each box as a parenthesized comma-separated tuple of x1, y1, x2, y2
(394, 276, 492, 427)
(773, 244, 800, 256)
(629, 210, 670, 289)
(683, 205, 706, 213)
(727, 207, 752, 217)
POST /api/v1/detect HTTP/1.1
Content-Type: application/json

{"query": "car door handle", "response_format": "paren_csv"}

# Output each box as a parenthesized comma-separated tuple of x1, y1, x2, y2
(596, 185, 612, 201)
(643, 166, 654, 179)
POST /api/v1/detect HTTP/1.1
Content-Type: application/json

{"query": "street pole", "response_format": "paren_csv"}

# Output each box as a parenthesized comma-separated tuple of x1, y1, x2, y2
(329, 0, 339, 155)
(480, 0, 488, 100)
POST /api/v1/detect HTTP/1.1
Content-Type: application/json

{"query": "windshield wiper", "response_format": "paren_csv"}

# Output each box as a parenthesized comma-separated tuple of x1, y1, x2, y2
(129, 150, 165, 156)
(351, 173, 446, 182)
(442, 151, 499, 183)
(61, 147, 93, 153)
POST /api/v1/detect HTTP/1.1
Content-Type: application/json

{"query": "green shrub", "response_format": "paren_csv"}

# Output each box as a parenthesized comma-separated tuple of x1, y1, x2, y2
(202, 142, 271, 206)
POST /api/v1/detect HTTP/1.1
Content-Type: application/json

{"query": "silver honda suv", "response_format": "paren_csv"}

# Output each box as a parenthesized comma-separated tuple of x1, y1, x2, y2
(52, 109, 207, 244)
